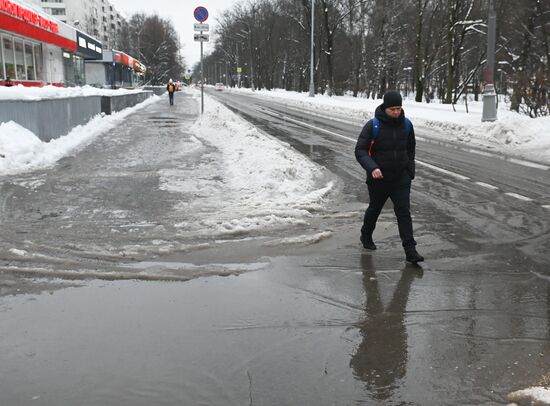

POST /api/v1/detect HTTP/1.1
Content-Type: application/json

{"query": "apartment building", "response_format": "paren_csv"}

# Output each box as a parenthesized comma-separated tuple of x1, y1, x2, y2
(27, 0, 124, 49)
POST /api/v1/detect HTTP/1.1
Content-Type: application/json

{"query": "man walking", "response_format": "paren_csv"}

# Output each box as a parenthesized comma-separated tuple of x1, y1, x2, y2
(355, 91, 424, 263)
(167, 79, 175, 106)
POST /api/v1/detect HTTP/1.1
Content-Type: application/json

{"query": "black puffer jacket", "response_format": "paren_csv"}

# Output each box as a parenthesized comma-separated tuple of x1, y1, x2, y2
(355, 105, 416, 183)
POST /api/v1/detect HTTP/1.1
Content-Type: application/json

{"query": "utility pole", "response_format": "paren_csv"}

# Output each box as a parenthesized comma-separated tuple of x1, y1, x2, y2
(225, 61, 229, 86)
(236, 42, 241, 88)
(238, 28, 255, 90)
(248, 31, 255, 91)
(308, 0, 315, 97)
(482, 0, 497, 121)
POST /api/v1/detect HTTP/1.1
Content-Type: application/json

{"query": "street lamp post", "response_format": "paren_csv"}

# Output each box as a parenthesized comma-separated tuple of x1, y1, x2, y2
(482, 0, 497, 122)
(308, 0, 315, 97)
(238, 29, 255, 91)
(225, 61, 229, 86)
(236, 42, 241, 88)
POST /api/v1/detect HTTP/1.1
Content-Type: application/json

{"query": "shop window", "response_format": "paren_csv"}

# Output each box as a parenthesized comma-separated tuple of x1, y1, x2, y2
(25, 43, 35, 80)
(14, 39, 25, 80)
(62, 52, 74, 86)
(34, 44, 43, 81)
(73, 55, 85, 86)
(2, 37, 16, 79)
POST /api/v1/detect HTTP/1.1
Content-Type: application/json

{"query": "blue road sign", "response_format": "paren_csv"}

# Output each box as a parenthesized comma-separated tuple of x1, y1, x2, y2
(194, 6, 209, 23)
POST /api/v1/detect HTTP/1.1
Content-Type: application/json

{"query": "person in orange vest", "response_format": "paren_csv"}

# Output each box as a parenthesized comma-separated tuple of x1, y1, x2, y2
(167, 79, 176, 105)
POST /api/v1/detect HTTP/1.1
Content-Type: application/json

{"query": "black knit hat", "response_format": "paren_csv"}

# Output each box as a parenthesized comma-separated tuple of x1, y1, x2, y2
(382, 91, 402, 109)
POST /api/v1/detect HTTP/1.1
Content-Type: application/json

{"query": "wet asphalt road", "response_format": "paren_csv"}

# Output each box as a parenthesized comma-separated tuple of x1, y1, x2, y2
(0, 90, 549, 405)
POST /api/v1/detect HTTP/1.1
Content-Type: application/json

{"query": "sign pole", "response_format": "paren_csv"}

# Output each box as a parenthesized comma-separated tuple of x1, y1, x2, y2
(194, 6, 209, 115)
(200, 40, 204, 114)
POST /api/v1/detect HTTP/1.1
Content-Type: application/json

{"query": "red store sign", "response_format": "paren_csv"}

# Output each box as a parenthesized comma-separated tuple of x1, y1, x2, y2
(0, 0, 75, 50)
(0, 0, 59, 33)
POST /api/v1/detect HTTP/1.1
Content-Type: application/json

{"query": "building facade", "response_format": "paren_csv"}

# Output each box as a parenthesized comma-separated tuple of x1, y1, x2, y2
(27, 0, 123, 49)
(1, 0, 79, 85)
(1, 0, 143, 87)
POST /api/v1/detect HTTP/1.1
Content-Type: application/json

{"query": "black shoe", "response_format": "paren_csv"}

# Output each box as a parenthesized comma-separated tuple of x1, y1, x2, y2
(405, 249, 424, 263)
(360, 236, 377, 250)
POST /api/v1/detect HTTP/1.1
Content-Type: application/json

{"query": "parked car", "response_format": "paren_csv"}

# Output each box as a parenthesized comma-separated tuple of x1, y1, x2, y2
(215, 83, 224, 91)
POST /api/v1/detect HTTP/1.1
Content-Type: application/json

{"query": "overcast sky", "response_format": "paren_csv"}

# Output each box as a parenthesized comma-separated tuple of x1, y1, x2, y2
(110, 0, 238, 69)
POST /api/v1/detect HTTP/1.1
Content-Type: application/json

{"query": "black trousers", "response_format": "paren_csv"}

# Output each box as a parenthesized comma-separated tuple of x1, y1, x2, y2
(361, 172, 416, 250)
(169, 92, 174, 105)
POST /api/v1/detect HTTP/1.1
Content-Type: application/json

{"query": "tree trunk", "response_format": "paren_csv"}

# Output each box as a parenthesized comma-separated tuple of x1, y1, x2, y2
(414, 0, 424, 102)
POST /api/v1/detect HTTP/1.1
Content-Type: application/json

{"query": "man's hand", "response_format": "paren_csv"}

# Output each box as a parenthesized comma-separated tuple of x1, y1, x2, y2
(371, 168, 384, 179)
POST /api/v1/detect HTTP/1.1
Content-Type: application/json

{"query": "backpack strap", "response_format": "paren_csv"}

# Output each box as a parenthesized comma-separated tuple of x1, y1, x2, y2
(368, 117, 380, 157)
(368, 117, 412, 157)
(404, 118, 412, 135)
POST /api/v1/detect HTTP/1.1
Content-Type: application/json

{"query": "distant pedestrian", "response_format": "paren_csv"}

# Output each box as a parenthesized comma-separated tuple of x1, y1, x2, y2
(355, 90, 424, 264)
(167, 79, 175, 106)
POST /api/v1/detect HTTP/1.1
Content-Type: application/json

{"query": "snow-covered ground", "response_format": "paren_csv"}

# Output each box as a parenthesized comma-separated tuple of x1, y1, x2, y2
(0, 87, 335, 251)
(2, 84, 549, 175)
(222, 86, 550, 165)
(0, 96, 160, 175)
(0, 84, 145, 100)
(159, 92, 334, 239)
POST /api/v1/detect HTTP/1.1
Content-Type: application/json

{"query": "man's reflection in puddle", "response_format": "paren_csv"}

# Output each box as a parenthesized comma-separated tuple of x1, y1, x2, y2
(350, 254, 422, 402)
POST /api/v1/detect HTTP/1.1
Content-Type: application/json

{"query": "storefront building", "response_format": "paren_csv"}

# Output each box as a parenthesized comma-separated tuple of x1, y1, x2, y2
(0, 0, 103, 86)
(63, 29, 102, 86)
(1, 0, 73, 85)
(85, 49, 146, 89)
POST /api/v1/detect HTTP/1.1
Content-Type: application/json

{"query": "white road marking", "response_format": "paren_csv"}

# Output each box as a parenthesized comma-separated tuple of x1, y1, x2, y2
(508, 158, 550, 170)
(285, 106, 365, 126)
(504, 192, 533, 202)
(416, 161, 470, 181)
(475, 181, 499, 190)
(542, 205, 550, 210)
(467, 149, 495, 157)
(262, 109, 356, 142)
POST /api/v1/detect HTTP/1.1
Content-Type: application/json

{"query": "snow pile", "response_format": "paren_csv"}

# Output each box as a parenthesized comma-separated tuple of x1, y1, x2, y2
(165, 94, 334, 236)
(508, 386, 550, 405)
(225, 87, 550, 164)
(0, 84, 145, 101)
(0, 96, 159, 175)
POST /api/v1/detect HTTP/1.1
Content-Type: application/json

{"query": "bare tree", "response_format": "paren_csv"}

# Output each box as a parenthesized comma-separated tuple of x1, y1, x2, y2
(206, 0, 548, 114)
(119, 13, 185, 85)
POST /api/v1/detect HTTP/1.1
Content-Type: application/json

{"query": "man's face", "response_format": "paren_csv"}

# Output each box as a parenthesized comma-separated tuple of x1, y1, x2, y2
(385, 106, 402, 118)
